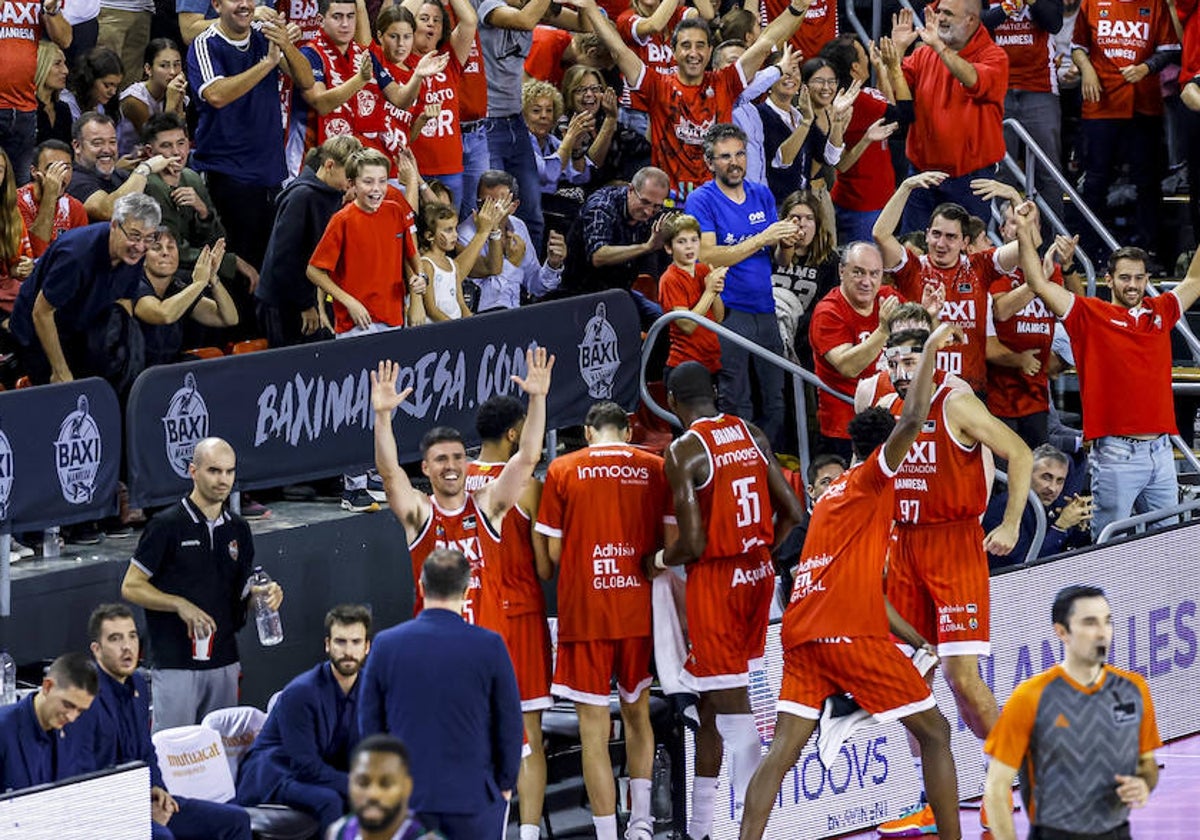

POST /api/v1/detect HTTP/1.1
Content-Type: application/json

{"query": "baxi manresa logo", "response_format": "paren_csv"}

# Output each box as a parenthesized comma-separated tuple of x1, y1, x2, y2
(55, 395, 102, 505)
(579, 301, 620, 399)
(163, 372, 210, 478)
(0, 420, 12, 520)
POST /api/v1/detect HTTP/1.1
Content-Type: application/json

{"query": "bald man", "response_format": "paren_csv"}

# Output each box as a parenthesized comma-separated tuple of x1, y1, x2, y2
(122, 437, 284, 731)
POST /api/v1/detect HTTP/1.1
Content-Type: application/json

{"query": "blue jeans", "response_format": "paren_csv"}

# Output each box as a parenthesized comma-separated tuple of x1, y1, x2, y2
(834, 205, 880, 247)
(484, 114, 543, 248)
(429, 171, 463, 213)
(901, 163, 998, 234)
(459, 125, 489, 218)
(716, 308, 785, 450)
(1089, 435, 1178, 539)
(0, 109, 36, 186)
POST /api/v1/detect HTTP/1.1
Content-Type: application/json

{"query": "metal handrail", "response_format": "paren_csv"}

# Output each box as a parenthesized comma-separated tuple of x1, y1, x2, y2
(1096, 497, 1200, 543)
(993, 469, 1049, 564)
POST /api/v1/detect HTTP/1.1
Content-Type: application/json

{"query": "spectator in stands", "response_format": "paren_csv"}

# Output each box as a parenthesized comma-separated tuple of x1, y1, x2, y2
(326, 735, 430, 840)
(984, 443, 1091, 567)
(8, 192, 157, 383)
(761, 0, 835, 65)
(1071, 0, 1179, 262)
(120, 437, 284, 731)
(34, 41, 73, 147)
(772, 189, 840, 368)
(523, 27, 610, 88)
(889, 3, 1009, 230)
(358, 548, 523, 840)
(418, 198, 509, 321)
(806, 451, 846, 504)
(61, 46, 123, 122)
(459, 170, 564, 312)
(187, 0, 314, 271)
(820, 34, 909, 244)
(70, 112, 171, 221)
(808, 241, 902, 458)
(81, 603, 253, 840)
(118, 39, 188, 157)
(0, 652, 96, 791)
(0, 0, 71, 185)
(17, 140, 89, 256)
(658, 212, 725, 381)
(689, 123, 800, 449)
(0, 149, 33, 317)
(1014, 204, 1200, 540)
(132, 233, 238, 367)
(256, 135, 359, 348)
(237, 604, 374, 832)
(522, 80, 590, 195)
(711, 40, 784, 190)
(559, 65, 647, 187)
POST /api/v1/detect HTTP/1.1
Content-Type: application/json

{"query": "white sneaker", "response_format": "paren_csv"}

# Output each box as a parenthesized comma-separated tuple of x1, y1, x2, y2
(817, 693, 873, 769)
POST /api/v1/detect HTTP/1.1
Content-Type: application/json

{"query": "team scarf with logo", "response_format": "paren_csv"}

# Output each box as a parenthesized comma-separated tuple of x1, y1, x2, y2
(309, 32, 387, 144)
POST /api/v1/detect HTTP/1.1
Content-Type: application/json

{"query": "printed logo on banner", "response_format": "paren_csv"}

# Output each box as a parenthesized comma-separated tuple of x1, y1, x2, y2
(163, 373, 210, 478)
(0, 420, 12, 520)
(579, 302, 620, 399)
(54, 395, 102, 505)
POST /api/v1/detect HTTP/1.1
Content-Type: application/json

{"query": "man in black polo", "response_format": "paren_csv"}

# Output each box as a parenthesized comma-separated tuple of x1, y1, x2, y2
(68, 112, 172, 221)
(120, 437, 284, 731)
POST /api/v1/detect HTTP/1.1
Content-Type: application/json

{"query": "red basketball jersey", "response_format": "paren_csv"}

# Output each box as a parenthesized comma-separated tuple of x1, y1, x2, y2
(889, 384, 988, 524)
(986, 267, 1062, 418)
(536, 444, 670, 642)
(466, 460, 545, 617)
(994, 8, 1058, 93)
(685, 414, 774, 563)
(408, 494, 504, 630)
(782, 447, 896, 647)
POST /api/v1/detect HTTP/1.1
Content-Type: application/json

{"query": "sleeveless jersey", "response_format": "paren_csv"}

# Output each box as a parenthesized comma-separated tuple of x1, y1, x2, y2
(466, 460, 545, 617)
(890, 384, 988, 524)
(686, 414, 774, 562)
(535, 444, 669, 642)
(408, 493, 503, 631)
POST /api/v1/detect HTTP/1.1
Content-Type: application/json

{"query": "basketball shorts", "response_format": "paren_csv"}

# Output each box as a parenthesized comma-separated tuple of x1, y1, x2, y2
(504, 611, 552, 712)
(552, 636, 653, 707)
(683, 552, 774, 691)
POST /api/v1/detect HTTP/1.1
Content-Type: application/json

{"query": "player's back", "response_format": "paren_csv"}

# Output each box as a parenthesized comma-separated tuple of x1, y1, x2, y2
(686, 414, 774, 561)
(466, 461, 544, 616)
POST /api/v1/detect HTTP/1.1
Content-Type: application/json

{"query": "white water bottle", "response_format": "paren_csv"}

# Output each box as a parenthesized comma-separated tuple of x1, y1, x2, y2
(250, 566, 284, 646)
(0, 650, 16, 706)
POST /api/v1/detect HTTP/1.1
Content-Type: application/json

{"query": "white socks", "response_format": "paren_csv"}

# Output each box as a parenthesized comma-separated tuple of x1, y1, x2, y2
(592, 814, 618, 840)
(715, 713, 763, 810)
(519, 825, 540, 840)
(688, 776, 719, 840)
(629, 776, 652, 826)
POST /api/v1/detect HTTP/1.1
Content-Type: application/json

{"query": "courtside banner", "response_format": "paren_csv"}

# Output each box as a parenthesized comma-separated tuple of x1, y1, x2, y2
(125, 291, 640, 508)
(0, 377, 121, 532)
(687, 522, 1200, 838)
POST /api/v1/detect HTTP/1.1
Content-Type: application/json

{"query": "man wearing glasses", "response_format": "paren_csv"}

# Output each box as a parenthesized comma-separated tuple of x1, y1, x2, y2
(9, 192, 160, 384)
(67, 112, 173, 222)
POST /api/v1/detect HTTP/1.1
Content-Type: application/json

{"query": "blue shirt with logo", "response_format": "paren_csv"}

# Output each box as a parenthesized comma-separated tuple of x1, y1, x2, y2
(686, 179, 777, 314)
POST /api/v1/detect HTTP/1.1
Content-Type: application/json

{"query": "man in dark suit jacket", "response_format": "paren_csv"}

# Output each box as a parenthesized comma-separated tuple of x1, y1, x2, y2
(358, 547, 523, 839)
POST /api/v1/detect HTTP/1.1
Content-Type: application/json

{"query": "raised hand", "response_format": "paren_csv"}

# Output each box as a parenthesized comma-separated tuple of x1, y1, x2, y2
(511, 345, 555, 396)
(831, 78, 862, 120)
(796, 85, 814, 123)
(545, 230, 567, 269)
(890, 9, 919, 51)
(921, 280, 946, 317)
(415, 50, 450, 78)
(902, 170, 949, 191)
(864, 118, 899, 143)
(358, 51, 374, 82)
(371, 360, 414, 414)
(601, 86, 619, 118)
(970, 178, 1021, 204)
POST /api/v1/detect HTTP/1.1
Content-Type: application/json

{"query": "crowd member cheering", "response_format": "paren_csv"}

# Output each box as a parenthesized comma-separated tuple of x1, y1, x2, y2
(118, 38, 188, 155)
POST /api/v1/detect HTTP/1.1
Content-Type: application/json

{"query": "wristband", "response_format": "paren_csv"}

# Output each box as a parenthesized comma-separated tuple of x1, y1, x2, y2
(1061, 261, 1076, 274)
(653, 549, 667, 571)
(488, 229, 503, 241)
(786, 2, 804, 14)
(135, 164, 151, 177)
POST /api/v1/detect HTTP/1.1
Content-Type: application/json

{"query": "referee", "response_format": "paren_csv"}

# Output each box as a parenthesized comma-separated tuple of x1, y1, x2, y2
(983, 585, 1161, 840)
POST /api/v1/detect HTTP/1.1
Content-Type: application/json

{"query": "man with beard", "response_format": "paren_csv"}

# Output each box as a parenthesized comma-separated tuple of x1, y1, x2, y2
(326, 734, 443, 840)
(80, 603, 252, 840)
(67, 112, 172, 221)
(236, 604, 373, 831)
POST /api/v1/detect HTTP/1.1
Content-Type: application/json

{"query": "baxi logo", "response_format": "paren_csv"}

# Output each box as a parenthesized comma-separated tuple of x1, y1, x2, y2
(163, 373, 210, 479)
(579, 302, 620, 399)
(0, 420, 11, 520)
(54, 395, 102, 504)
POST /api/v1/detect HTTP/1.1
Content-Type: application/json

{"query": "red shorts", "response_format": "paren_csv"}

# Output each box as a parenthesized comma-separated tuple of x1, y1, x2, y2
(887, 520, 991, 657)
(683, 553, 774, 691)
(504, 611, 552, 712)
(779, 637, 936, 721)
(552, 637, 653, 707)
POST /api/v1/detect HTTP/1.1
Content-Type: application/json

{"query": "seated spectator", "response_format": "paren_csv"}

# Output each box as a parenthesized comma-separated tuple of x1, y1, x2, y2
(8, 192, 160, 384)
(237, 605, 374, 832)
(658, 213, 725, 382)
(256, 135, 361, 348)
(771, 189, 839, 367)
(459, 170, 564, 312)
(17, 140, 90, 257)
(118, 39, 188, 157)
(80, 603, 253, 840)
(133, 233, 238, 367)
(326, 735, 429, 840)
(418, 199, 507, 321)
(35, 41, 73, 147)
(0, 653, 97, 792)
(61, 46, 124, 123)
(0, 150, 35, 317)
(69, 112, 171, 221)
(984, 443, 1091, 567)
(559, 66, 645, 188)
(523, 80, 590, 197)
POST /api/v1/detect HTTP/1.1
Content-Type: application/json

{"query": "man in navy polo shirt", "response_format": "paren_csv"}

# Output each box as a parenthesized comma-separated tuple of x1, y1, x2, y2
(79, 603, 252, 839)
(121, 437, 284, 731)
(687, 123, 799, 449)
(8, 192, 160, 385)
(0, 652, 97, 792)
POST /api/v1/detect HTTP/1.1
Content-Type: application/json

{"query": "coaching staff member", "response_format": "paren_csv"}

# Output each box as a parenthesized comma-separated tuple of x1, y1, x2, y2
(983, 585, 1161, 840)
(358, 547, 523, 840)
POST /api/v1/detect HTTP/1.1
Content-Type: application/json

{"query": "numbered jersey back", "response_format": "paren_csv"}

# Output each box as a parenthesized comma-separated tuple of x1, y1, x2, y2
(687, 415, 774, 561)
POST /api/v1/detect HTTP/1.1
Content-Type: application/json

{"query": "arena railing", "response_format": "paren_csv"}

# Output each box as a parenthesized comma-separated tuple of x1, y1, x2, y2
(991, 468, 1049, 564)
(1095, 497, 1200, 544)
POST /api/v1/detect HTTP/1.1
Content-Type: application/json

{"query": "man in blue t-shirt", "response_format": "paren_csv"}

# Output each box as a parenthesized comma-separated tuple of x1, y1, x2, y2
(687, 123, 799, 448)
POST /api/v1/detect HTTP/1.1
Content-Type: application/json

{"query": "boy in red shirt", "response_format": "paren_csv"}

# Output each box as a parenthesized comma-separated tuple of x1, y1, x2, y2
(657, 213, 725, 380)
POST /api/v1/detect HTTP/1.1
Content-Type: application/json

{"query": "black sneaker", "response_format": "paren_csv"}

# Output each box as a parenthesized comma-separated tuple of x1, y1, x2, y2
(65, 522, 103, 546)
(341, 489, 380, 513)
